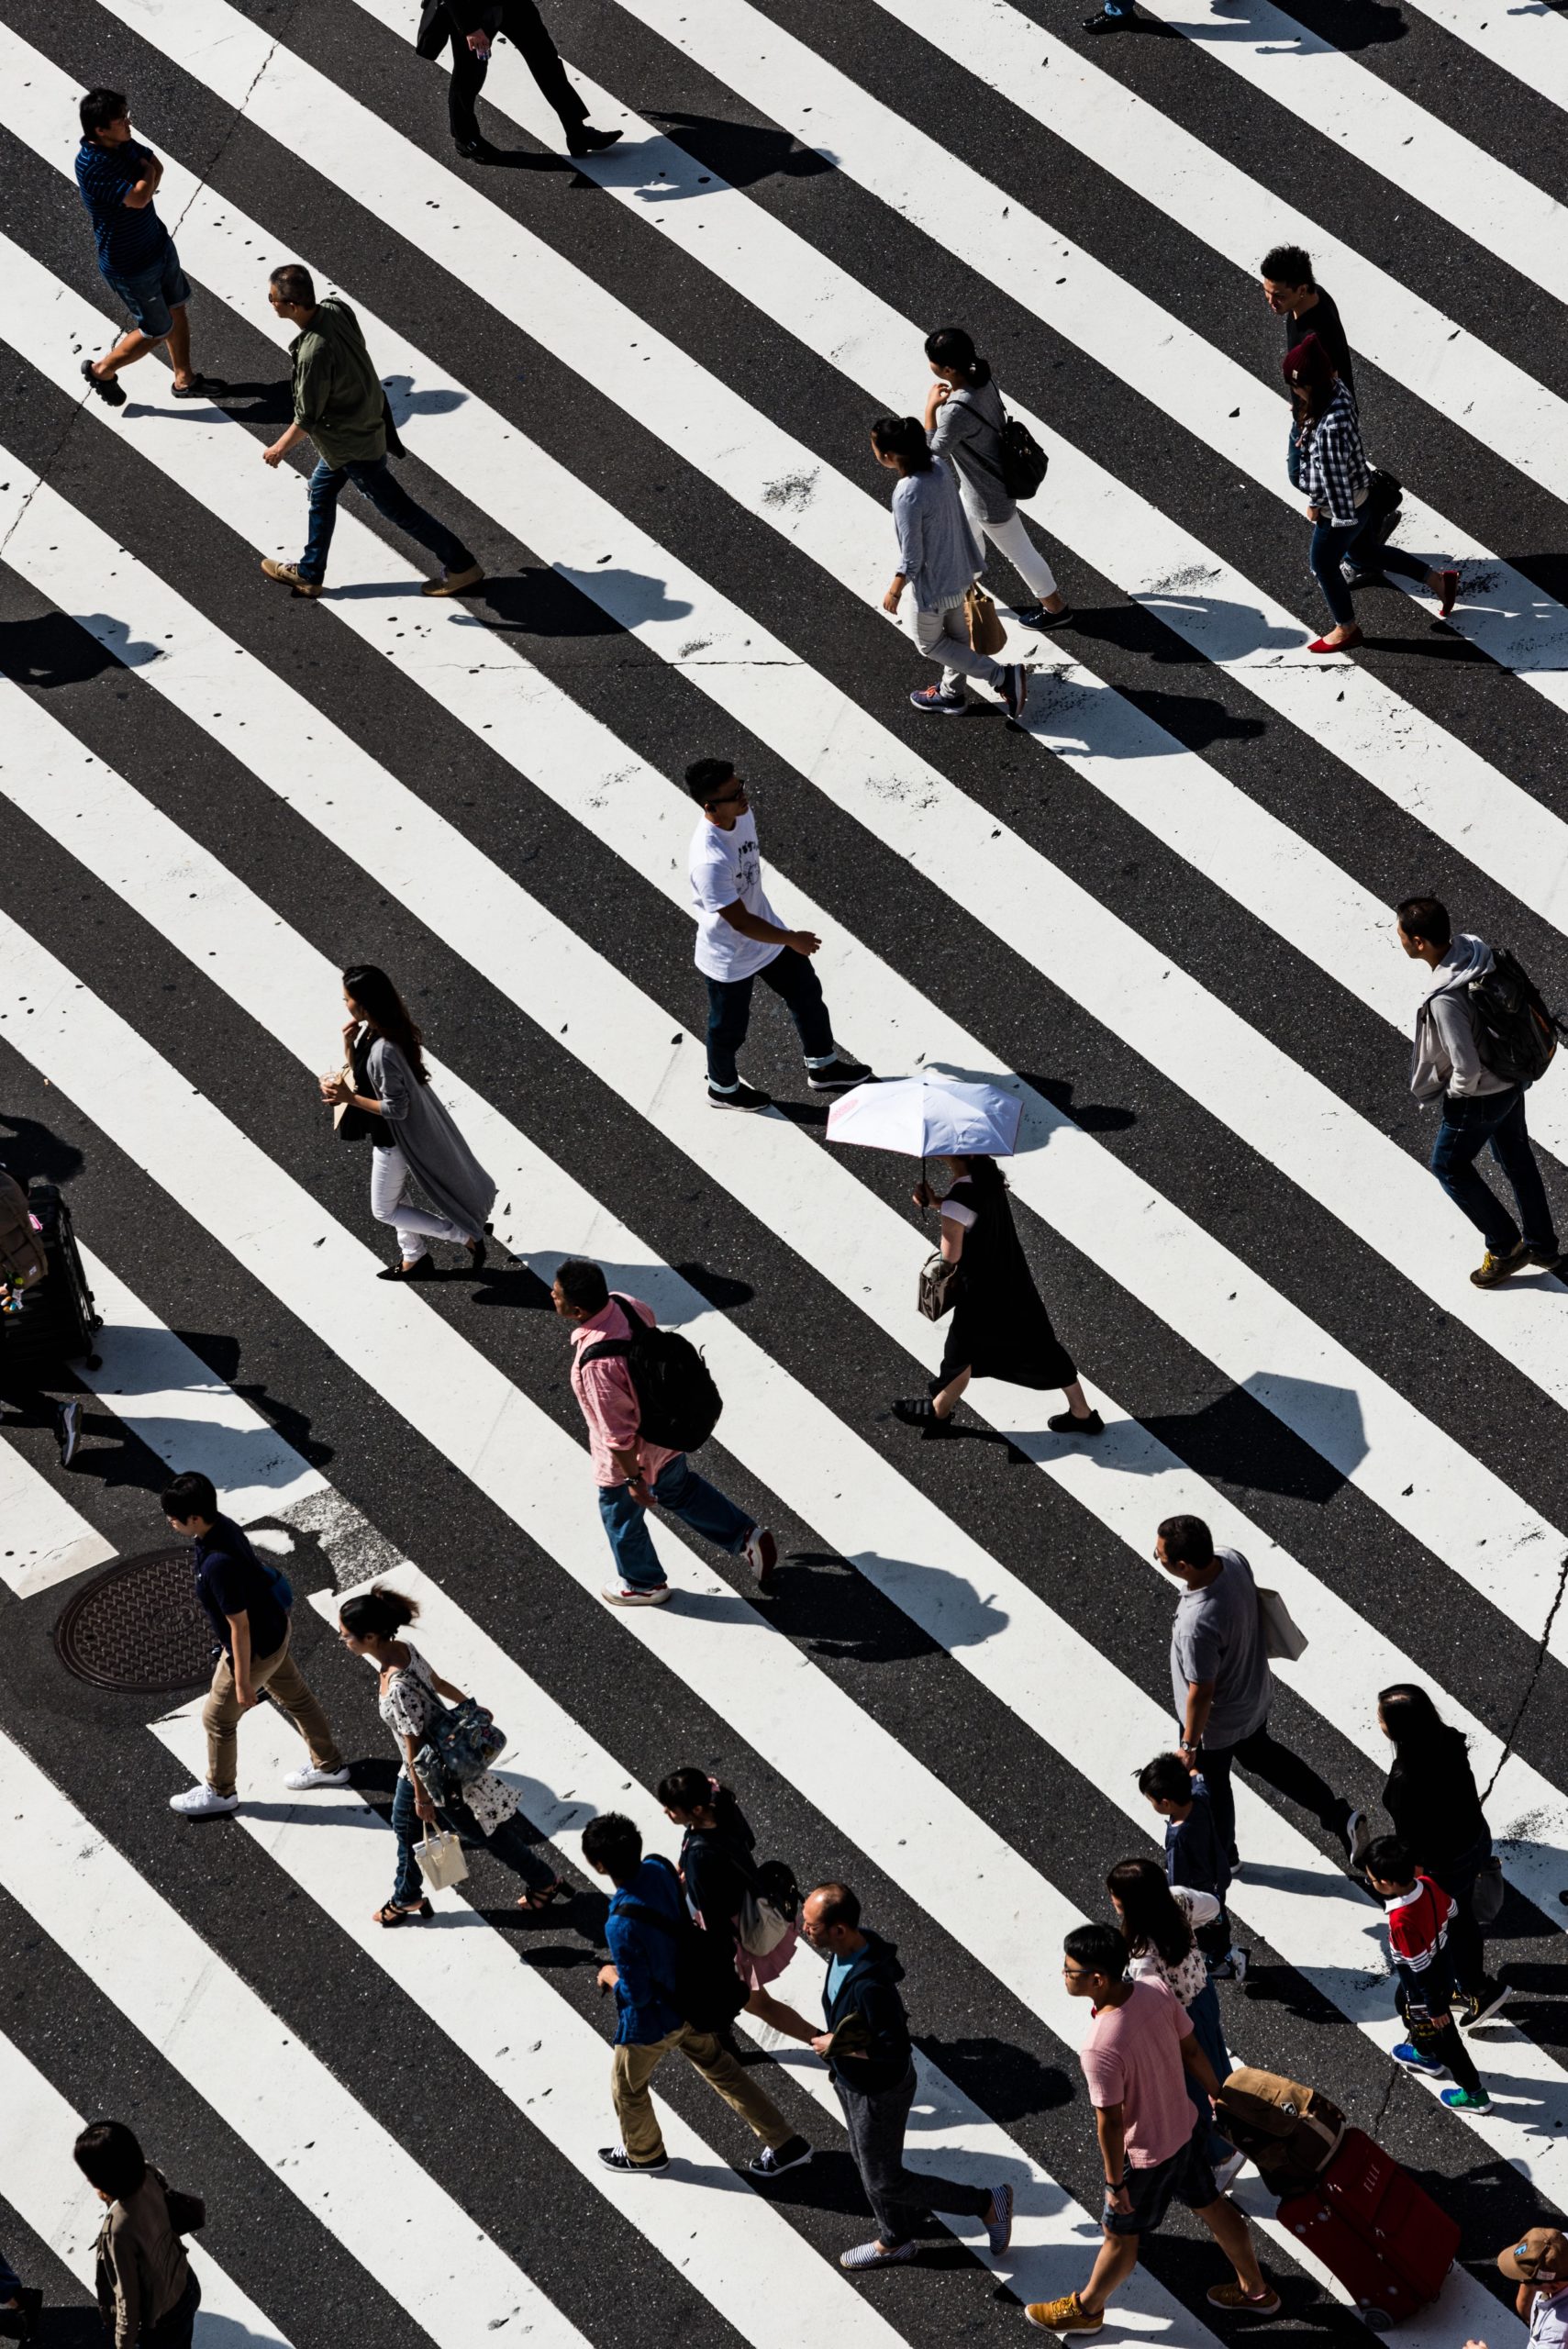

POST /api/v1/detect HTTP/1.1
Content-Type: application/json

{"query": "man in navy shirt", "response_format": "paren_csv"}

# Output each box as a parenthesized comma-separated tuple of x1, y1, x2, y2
(161, 1470, 347, 1818)
(74, 86, 216, 409)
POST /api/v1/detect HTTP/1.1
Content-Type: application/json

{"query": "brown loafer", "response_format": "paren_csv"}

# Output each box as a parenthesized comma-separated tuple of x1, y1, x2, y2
(421, 562, 484, 596)
(261, 558, 321, 598)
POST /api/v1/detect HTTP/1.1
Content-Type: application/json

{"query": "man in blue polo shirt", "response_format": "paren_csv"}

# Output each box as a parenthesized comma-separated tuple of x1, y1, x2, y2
(74, 85, 217, 409)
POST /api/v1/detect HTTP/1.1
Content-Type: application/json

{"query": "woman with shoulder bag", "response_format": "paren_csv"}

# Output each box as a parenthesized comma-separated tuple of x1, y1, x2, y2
(923, 326, 1073, 634)
(1106, 1859, 1239, 2178)
(73, 2121, 199, 2349)
(319, 963, 495, 1282)
(337, 1586, 568, 1924)
(870, 415, 1029, 723)
(1373, 1684, 1507, 2026)
(892, 1153, 1100, 1441)
(658, 1765, 799, 2027)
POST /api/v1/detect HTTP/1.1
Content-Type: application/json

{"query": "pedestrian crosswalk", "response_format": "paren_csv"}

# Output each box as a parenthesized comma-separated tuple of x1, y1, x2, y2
(2, 0, 1566, 2335)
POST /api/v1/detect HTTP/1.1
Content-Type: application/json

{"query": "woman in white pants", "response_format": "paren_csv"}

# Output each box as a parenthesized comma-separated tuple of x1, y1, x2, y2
(923, 326, 1073, 633)
(321, 963, 496, 1281)
(871, 416, 1029, 722)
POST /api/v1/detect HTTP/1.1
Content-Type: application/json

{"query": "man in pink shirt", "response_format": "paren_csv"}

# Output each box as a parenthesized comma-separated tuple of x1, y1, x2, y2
(1025, 1923, 1278, 2336)
(552, 1258, 777, 1608)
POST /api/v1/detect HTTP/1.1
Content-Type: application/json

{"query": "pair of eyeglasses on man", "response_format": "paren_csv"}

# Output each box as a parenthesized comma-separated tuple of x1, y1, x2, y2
(704, 783, 746, 810)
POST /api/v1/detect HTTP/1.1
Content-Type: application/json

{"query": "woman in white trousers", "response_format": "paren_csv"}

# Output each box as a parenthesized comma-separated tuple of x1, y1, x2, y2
(923, 325, 1073, 633)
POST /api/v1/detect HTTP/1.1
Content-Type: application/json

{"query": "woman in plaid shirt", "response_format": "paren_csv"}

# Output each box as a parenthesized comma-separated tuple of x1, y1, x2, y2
(1284, 333, 1461, 653)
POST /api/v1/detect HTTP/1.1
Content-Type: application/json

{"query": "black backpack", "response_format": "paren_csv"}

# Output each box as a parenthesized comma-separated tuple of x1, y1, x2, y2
(620, 1858, 749, 2032)
(998, 412, 1048, 502)
(1466, 949, 1567, 1088)
(581, 1294, 723, 1453)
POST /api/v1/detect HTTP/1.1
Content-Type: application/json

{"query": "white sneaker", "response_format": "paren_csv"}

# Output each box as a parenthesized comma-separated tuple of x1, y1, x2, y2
(742, 1526, 778, 1586)
(602, 1583, 672, 1607)
(55, 1398, 83, 1467)
(169, 1784, 239, 1818)
(1212, 2148, 1246, 2193)
(283, 1765, 351, 1791)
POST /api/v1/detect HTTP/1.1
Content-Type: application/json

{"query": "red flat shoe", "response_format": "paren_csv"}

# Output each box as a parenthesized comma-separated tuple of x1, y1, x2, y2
(1307, 627, 1362, 654)
(1437, 567, 1460, 618)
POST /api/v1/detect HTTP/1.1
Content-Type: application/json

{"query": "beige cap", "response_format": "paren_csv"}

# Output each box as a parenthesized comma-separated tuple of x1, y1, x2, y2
(1499, 2229, 1568, 2285)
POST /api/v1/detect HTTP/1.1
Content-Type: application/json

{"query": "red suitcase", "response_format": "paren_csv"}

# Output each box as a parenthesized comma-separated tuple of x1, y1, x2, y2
(1277, 2129, 1460, 2327)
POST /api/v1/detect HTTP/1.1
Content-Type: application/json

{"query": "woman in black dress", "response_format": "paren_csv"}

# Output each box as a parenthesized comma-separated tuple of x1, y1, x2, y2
(1375, 1684, 1507, 2025)
(892, 1153, 1101, 1439)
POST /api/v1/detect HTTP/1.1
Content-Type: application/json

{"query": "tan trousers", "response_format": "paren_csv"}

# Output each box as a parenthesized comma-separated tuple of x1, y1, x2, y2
(204, 1631, 343, 1798)
(611, 2024, 793, 2165)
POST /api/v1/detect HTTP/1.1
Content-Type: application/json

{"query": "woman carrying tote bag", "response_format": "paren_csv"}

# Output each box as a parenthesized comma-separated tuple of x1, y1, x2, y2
(320, 963, 495, 1282)
(870, 415, 1029, 724)
(923, 325, 1073, 634)
(338, 1586, 568, 1924)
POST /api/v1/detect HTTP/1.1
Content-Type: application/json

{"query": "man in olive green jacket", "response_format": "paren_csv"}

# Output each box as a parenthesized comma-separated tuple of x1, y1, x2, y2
(259, 262, 483, 599)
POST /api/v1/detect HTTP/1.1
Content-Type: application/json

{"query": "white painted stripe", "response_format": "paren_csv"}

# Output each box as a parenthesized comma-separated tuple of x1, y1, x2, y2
(0, 2026, 295, 2346)
(0, 1727, 590, 2347)
(4, 920, 1566, 2208)
(0, 1432, 114, 1597)
(1359, 0, 1568, 127)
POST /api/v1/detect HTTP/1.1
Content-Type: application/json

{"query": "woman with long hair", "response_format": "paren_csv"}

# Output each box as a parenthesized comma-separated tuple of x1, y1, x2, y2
(1284, 333, 1459, 655)
(870, 415, 1029, 723)
(922, 325, 1072, 633)
(1106, 1857, 1238, 2177)
(1375, 1684, 1506, 2023)
(73, 2119, 200, 2347)
(892, 1153, 1100, 1439)
(658, 1765, 800, 2029)
(319, 963, 495, 1280)
(337, 1585, 567, 1924)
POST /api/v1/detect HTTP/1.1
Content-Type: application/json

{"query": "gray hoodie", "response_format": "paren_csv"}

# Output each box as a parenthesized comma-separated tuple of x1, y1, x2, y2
(1409, 935, 1510, 1102)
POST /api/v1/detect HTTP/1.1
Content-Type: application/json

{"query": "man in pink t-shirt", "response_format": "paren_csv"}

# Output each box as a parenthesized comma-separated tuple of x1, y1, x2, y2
(551, 1257, 776, 1608)
(1024, 1923, 1278, 2336)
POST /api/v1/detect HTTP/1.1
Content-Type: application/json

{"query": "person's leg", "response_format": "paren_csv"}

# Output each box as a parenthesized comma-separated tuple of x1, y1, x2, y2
(498, 0, 590, 133)
(446, 24, 487, 143)
(936, 600, 1007, 693)
(466, 1801, 559, 1896)
(1193, 2193, 1269, 2295)
(597, 1479, 667, 1593)
(705, 975, 754, 1094)
(1426, 2011, 1485, 2096)
(1197, 1744, 1238, 1864)
(757, 948, 835, 1070)
(679, 2026, 795, 2150)
(163, 304, 194, 389)
(1229, 1716, 1348, 1841)
(202, 1653, 244, 1798)
(1487, 1091, 1558, 1254)
(931, 1364, 972, 1419)
(983, 507, 1062, 607)
(301, 458, 348, 586)
(370, 1143, 469, 1262)
(649, 1453, 752, 1553)
(142, 2270, 201, 2348)
(611, 2036, 673, 2164)
(1307, 521, 1359, 629)
(1285, 423, 1303, 490)
(1077, 2225, 1141, 2315)
(389, 1772, 427, 1908)
(344, 457, 476, 579)
(255, 1637, 346, 1774)
(91, 322, 161, 378)
(1429, 1101, 1522, 1253)
(836, 2071, 924, 2246)
(1184, 1979, 1233, 2162)
(0, 2245, 23, 2297)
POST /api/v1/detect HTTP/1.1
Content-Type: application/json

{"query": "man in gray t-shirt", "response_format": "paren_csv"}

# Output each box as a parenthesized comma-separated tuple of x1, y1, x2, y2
(1157, 1515, 1359, 1870)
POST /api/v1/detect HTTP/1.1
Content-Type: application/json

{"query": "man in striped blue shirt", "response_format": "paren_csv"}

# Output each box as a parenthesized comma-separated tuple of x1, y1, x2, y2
(74, 86, 216, 408)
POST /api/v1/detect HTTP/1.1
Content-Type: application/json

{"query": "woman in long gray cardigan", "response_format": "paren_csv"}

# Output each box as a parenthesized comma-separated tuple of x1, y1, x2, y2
(870, 415, 1029, 724)
(321, 963, 496, 1281)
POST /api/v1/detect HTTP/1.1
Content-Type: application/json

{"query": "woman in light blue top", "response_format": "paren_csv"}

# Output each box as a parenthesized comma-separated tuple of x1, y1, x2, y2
(871, 416, 1029, 724)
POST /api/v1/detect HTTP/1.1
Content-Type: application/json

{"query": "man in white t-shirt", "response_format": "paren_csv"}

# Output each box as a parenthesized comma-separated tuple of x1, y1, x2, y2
(685, 758, 871, 1110)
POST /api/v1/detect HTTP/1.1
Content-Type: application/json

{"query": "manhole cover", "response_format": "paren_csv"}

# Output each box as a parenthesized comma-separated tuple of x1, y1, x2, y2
(54, 1547, 212, 1693)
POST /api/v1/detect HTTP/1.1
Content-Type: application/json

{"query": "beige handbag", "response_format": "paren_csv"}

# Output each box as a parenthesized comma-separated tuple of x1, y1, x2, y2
(965, 584, 1007, 657)
(917, 1248, 962, 1321)
(1257, 1586, 1308, 1663)
(416, 1824, 469, 1892)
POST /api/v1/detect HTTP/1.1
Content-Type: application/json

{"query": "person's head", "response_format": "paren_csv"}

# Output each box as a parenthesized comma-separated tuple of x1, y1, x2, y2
(800, 1880, 863, 1953)
(80, 88, 131, 146)
(1137, 1751, 1195, 1819)
(581, 1810, 643, 1883)
(941, 1152, 1007, 1195)
(1153, 1514, 1215, 1584)
(1062, 1920, 1129, 2002)
(161, 1469, 217, 1538)
(1106, 1855, 1194, 1967)
(551, 1257, 609, 1323)
(1360, 1833, 1417, 1898)
(1282, 331, 1338, 422)
(73, 2120, 147, 2206)
(1500, 2228, 1568, 2294)
(657, 1765, 719, 1827)
(340, 963, 428, 1083)
(267, 262, 317, 322)
(923, 325, 990, 389)
(684, 757, 748, 830)
(1376, 1683, 1451, 1758)
(870, 415, 934, 476)
(1395, 894, 1451, 965)
(1261, 244, 1315, 316)
(337, 1583, 418, 1658)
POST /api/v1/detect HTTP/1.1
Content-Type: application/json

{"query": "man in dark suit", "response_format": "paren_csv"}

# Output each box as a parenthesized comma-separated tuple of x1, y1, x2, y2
(417, 0, 622, 161)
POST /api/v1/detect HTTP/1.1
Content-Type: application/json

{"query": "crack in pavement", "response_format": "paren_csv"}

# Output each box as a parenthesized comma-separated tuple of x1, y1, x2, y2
(1481, 1545, 1568, 1809)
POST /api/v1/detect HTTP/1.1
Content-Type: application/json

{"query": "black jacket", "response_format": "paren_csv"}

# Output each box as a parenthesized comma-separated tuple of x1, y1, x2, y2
(417, 0, 500, 57)
(822, 1931, 912, 2095)
(681, 1790, 761, 1942)
(1384, 1727, 1487, 1877)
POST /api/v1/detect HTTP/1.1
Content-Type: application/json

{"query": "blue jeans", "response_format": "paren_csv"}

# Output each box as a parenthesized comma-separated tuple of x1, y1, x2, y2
(706, 950, 834, 1089)
(1286, 423, 1303, 491)
(301, 456, 473, 587)
(1182, 1977, 1233, 2165)
(390, 1769, 556, 1909)
(0, 2245, 21, 2298)
(1429, 1086, 1556, 1256)
(1308, 514, 1429, 627)
(597, 1452, 753, 1591)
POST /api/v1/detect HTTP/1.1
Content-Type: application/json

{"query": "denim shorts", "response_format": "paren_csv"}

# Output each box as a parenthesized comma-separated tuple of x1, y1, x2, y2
(1103, 2122, 1218, 2237)
(103, 241, 191, 339)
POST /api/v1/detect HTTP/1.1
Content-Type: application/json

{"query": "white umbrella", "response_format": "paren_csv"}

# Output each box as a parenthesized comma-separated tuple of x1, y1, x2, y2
(825, 1074, 1023, 1160)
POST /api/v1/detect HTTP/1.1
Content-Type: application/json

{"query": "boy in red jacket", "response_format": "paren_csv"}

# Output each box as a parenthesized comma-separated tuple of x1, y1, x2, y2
(1362, 1836, 1491, 2111)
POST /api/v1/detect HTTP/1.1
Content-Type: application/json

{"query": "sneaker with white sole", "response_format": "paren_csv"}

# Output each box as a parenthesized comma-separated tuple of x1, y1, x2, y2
(749, 2135, 813, 2178)
(602, 1583, 672, 1607)
(909, 684, 967, 715)
(984, 2179, 1014, 2254)
(55, 1398, 83, 1467)
(806, 1055, 873, 1092)
(598, 2145, 670, 2174)
(1001, 663, 1029, 722)
(840, 2239, 918, 2271)
(169, 1783, 240, 1818)
(743, 1526, 778, 1587)
(1459, 1979, 1511, 2030)
(283, 1765, 352, 1791)
(1212, 2147, 1247, 2193)
(707, 1079, 773, 1111)
(1392, 2040, 1443, 2075)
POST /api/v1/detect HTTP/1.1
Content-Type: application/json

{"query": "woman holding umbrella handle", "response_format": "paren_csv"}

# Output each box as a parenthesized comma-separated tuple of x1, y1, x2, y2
(893, 1154, 1102, 1441)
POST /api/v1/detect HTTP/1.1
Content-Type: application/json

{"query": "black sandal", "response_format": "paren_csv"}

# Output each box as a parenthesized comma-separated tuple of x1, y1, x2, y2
(374, 1898, 432, 1925)
(891, 1397, 955, 1438)
(377, 1252, 435, 1282)
(517, 1878, 569, 1910)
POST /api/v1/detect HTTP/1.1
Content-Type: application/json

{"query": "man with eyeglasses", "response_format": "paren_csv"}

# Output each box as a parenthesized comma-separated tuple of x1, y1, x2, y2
(1024, 1923, 1277, 2335)
(1466, 2228, 1568, 2349)
(684, 757, 871, 1111)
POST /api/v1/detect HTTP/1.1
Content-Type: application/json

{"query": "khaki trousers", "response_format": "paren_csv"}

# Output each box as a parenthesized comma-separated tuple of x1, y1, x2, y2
(204, 1631, 343, 1798)
(612, 2024, 792, 2165)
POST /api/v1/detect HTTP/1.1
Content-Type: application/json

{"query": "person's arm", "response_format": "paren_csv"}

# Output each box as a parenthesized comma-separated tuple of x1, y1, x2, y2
(262, 419, 310, 469)
(121, 145, 162, 209)
(108, 2221, 139, 2349)
(924, 381, 951, 432)
(1180, 1678, 1215, 1755)
(1094, 2104, 1131, 2216)
(270, 339, 330, 466)
(1429, 993, 1488, 1097)
(604, 1907, 659, 2021)
(717, 899, 821, 956)
(403, 1731, 438, 1822)
(1179, 2027, 1221, 2099)
(884, 482, 920, 614)
(227, 1612, 258, 1709)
